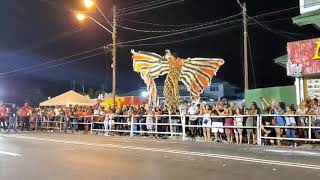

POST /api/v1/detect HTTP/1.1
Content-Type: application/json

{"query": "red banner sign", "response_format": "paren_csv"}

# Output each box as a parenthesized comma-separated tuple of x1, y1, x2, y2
(287, 38, 320, 77)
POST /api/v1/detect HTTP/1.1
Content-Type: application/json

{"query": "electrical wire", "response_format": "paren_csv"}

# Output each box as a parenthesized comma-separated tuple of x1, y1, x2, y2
(119, 24, 240, 47)
(117, 12, 241, 33)
(247, 32, 257, 88)
(119, 0, 184, 16)
(120, 17, 207, 27)
(119, 0, 173, 12)
(0, 51, 108, 79)
(118, 18, 283, 47)
(248, 16, 295, 40)
(116, 18, 242, 45)
(251, 1, 320, 19)
(0, 46, 104, 76)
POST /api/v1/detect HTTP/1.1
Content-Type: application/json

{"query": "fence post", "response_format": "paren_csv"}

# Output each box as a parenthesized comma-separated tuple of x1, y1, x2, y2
(308, 115, 312, 140)
(182, 115, 186, 141)
(90, 115, 93, 134)
(155, 115, 158, 135)
(257, 115, 262, 146)
(130, 116, 134, 137)
(35, 116, 38, 132)
(59, 116, 62, 132)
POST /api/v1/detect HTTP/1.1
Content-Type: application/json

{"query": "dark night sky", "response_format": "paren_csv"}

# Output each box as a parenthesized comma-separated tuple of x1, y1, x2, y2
(0, 0, 319, 104)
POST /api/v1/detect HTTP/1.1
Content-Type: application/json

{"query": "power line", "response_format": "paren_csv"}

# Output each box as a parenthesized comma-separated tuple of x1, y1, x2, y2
(119, 24, 240, 47)
(248, 16, 296, 40)
(119, 0, 173, 12)
(251, 1, 320, 19)
(117, 13, 241, 33)
(247, 32, 257, 88)
(120, 17, 206, 27)
(0, 51, 107, 79)
(116, 18, 242, 45)
(0, 46, 104, 76)
(119, 0, 184, 16)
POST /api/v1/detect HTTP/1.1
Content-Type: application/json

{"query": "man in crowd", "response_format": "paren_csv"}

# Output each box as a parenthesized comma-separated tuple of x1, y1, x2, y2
(21, 103, 31, 132)
(7, 104, 18, 133)
(0, 102, 7, 132)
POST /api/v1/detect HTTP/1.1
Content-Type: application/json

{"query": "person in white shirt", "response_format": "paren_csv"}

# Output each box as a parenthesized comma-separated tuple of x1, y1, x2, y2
(233, 108, 243, 144)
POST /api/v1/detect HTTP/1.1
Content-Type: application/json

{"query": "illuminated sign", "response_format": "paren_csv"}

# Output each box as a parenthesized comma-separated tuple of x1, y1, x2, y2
(312, 41, 320, 60)
(287, 38, 320, 77)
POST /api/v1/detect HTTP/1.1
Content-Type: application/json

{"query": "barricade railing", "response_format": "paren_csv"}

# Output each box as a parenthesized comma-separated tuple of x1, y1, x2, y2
(91, 114, 184, 137)
(260, 114, 320, 143)
(4, 114, 319, 147)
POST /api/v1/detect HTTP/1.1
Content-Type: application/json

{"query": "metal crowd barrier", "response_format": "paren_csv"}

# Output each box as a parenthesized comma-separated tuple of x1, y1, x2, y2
(2, 114, 319, 146)
(260, 114, 320, 143)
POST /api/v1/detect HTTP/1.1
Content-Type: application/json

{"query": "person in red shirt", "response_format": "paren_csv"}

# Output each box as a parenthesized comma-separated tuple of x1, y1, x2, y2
(21, 103, 31, 132)
(0, 102, 7, 132)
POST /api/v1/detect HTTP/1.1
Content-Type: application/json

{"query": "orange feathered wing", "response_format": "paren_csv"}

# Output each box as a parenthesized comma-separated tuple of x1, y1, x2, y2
(180, 58, 225, 102)
(131, 50, 169, 105)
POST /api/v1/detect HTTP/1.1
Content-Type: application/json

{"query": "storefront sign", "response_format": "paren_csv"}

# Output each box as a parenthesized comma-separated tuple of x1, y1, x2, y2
(287, 38, 320, 77)
(306, 79, 320, 99)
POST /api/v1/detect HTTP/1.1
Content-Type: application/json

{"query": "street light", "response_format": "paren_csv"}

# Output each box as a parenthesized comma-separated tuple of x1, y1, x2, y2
(76, 1, 117, 108)
(76, 13, 86, 21)
(84, 0, 94, 8)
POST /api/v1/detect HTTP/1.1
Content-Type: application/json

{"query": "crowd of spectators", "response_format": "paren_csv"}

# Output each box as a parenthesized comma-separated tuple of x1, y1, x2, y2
(0, 97, 320, 147)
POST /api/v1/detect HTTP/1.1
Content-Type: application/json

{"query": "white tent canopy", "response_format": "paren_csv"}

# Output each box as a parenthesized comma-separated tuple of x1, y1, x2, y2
(40, 90, 95, 107)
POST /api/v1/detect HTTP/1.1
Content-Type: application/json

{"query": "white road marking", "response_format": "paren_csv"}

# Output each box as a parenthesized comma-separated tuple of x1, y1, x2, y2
(2, 134, 320, 170)
(0, 150, 22, 157)
(265, 149, 320, 156)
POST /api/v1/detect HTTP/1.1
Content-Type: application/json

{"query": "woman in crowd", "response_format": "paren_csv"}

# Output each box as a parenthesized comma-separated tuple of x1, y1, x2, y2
(211, 109, 223, 143)
(233, 107, 243, 144)
(284, 105, 297, 147)
(296, 101, 309, 139)
(146, 108, 154, 135)
(104, 107, 114, 136)
(202, 104, 212, 142)
(270, 101, 286, 146)
(223, 108, 234, 143)
(246, 102, 259, 144)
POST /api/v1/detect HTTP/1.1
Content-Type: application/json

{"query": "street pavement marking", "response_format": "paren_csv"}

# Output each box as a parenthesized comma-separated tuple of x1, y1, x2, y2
(265, 149, 320, 156)
(0, 150, 22, 157)
(2, 134, 320, 170)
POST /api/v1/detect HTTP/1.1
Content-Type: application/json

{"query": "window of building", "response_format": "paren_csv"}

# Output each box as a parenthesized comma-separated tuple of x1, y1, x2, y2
(210, 84, 219, 92)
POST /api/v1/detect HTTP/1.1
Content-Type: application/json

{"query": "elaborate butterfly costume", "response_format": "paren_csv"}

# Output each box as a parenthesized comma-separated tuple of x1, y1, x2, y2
(131, 49, 224, 108)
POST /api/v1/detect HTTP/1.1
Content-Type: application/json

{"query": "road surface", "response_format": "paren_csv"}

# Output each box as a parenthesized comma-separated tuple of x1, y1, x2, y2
(0, 132, 319, 180)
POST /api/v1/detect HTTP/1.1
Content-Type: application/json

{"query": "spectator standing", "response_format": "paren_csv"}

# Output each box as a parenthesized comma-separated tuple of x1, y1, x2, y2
(21, 103, 31, 132)
(202, 104, 212, 142)
(211, 109, 223, 143)
(146, 108, 154, 135)
(246, 103, 259, 144)
(223, 108, 234, 143)
(284, 106, 297, 147)
(271, 101, 286, 146)
(7, 104, 18, 133)
(0, 103, 7, 132)
(188, 103, 198, 139)
(296, 101, 309, 139)
(233, 108, 243, 144)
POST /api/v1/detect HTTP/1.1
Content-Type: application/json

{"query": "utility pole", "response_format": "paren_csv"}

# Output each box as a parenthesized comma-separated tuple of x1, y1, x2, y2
(81, 80, 85, 95)
(73, 80, 76, 91)
(243, 2, 249, 90)
(112, 5, 117, 107)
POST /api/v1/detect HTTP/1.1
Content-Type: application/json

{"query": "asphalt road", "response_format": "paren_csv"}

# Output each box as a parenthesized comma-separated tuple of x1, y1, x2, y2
(0, 132, 320, 180)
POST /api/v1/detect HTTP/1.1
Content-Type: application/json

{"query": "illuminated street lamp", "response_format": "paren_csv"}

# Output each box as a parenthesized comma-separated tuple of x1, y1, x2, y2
(76, 0, 117, 108)
(84, 0, 94, 8)
(76, 13, 86, 22)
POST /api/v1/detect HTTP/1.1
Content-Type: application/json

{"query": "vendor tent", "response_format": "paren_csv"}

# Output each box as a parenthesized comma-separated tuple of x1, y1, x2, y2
(40, 90, 95, 106)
